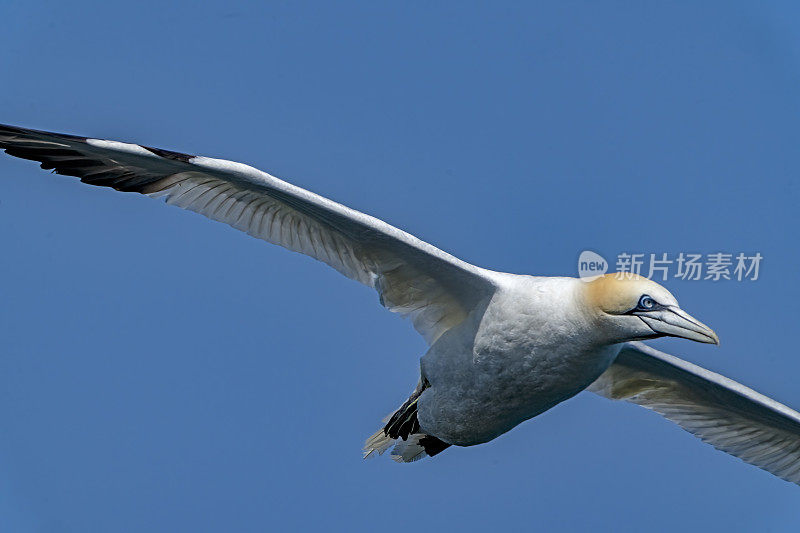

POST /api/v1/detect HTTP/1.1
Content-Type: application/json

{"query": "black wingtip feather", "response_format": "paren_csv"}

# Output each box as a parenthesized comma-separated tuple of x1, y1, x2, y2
(142, 145, 194, 163)
(0, 122, 88, 143)
(0, 123, 193, 195)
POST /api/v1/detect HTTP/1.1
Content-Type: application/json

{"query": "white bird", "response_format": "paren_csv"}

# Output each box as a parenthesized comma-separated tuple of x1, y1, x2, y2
(2, 123, 799, 484)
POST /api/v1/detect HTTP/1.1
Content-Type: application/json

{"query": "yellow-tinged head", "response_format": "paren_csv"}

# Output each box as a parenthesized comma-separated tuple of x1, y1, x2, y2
(581, 273, 719, 345)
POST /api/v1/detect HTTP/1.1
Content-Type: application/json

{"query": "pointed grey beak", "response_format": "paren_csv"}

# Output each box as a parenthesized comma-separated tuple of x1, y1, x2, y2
(636, 306, 720, 345)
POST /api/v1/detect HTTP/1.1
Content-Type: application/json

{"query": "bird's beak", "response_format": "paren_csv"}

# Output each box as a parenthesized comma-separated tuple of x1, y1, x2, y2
(635, 306, 720, 345)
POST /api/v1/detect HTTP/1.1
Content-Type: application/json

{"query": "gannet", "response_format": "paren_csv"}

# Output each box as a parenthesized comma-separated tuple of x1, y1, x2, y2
(2, 123, 799, 485)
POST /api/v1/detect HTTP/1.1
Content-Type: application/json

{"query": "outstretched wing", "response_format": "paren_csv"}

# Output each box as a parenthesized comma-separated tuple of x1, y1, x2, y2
(0, 123, 496, 343)
(589, 341, 800, 484)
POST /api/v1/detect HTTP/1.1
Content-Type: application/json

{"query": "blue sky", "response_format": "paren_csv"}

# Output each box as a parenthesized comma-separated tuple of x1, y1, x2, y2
(1, 1, 799, 531)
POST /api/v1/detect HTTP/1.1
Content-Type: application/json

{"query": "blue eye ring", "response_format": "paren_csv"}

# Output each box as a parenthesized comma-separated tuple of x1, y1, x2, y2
(638, 295, 655, 309)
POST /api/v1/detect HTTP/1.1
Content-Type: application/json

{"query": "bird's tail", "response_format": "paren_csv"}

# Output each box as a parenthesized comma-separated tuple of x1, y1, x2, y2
(363, 380, 451, 463)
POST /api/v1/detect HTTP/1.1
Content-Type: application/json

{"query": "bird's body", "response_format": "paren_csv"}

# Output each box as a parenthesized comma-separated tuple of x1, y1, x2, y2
(418, 275, 618, 446)
(3, 123, 800, 484)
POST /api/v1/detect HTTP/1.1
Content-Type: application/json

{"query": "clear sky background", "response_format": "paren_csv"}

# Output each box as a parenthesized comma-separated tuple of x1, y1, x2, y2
(1, 1, 799, 531)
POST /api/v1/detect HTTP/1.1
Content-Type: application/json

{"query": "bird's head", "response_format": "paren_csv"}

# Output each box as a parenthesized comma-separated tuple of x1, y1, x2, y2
(582, 273, 719, 345)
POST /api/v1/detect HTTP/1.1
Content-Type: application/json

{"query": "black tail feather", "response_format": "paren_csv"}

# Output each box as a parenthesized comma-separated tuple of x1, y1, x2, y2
(374, 379, 451, 460)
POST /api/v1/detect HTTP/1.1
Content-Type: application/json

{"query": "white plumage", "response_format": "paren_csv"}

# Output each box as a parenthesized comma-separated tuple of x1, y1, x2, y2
(2, 123, 799, 484)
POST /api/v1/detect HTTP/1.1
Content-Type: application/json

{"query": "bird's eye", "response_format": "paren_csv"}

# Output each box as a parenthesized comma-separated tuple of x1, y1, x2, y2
(638, 295, 655, 310)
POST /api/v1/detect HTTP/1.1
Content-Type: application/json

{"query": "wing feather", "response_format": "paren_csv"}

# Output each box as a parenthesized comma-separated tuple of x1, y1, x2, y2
(0, 123, 496, 343)
(589, 341, 800, 484)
